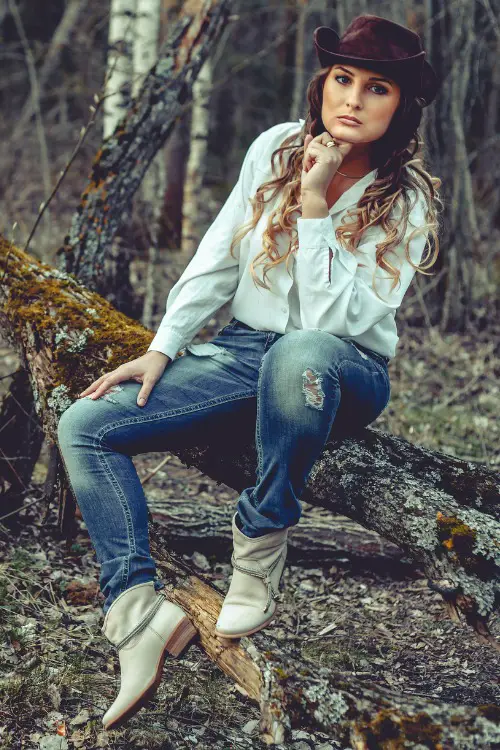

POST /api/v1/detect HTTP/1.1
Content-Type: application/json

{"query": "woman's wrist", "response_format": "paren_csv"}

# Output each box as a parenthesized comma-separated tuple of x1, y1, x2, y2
(145, 349, 171, 362)
(301, 192, 329, 219)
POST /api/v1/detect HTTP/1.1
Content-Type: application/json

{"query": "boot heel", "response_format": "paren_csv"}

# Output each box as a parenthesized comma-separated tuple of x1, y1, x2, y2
(165, 616, 197, 657)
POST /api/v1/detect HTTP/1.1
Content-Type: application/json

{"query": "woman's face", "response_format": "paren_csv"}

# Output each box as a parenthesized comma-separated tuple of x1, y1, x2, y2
(321, 64, 401, 146)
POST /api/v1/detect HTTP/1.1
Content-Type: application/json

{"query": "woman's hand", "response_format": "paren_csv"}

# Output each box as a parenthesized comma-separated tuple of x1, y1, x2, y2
(77, 350, 172, 407)
(301, 131, 353, 200)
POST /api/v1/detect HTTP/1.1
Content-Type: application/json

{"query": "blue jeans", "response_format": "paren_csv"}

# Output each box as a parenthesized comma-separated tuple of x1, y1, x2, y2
(57, 319, 390, 613)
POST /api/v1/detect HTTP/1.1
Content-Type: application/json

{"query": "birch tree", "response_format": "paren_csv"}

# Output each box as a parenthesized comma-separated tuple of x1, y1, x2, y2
(180, 56, 213, 262)
(103, 0, 137, 140)
(130, 0, 165, 330)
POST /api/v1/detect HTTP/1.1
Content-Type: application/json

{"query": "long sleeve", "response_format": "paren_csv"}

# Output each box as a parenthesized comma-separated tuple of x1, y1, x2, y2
(147, 130, 266, 360)
(294, 192, 429, 336)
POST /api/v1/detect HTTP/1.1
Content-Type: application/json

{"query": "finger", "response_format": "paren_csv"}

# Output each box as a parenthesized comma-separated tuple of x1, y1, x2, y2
(137, 378, 156, 407)
(85, 372, 125, 400)
(78, 374, 109, 398)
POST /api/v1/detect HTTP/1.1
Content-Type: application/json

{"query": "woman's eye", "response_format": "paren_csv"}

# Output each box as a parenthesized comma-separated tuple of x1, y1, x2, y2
(334, 75, 388, 95)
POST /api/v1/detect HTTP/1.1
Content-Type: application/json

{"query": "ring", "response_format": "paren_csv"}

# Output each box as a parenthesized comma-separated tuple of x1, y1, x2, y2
(326, 140, 338, 148)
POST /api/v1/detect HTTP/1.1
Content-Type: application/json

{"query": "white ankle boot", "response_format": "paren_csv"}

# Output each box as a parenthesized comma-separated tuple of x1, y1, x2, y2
(214, 513, 289, 638)
(101, 581, 197, 730)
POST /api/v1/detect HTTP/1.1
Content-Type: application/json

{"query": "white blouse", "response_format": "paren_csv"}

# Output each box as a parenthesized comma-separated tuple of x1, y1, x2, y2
(147, 119, 429, 362)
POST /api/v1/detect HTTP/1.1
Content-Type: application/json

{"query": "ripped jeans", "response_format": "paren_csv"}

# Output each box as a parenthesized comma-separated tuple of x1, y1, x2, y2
(56, 319, 391, 613)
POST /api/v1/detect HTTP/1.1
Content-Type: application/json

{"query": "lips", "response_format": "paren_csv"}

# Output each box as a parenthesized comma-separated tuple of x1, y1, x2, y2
(338, 115, 361, 124)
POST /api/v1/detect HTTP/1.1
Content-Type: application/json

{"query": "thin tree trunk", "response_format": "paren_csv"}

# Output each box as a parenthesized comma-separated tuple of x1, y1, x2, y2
(180, 55, 212, 262)
(103, 0, 138, 140)
(14, 0, 87, 134)
(131, 0, 165, 331)
(57, 0, 231, 295)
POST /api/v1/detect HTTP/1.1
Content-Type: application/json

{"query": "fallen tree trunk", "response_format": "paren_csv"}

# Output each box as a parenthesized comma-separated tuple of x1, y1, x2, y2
(150, 495, 409, 567)
(149, 527, 500, 747)
(1, 237, 498, 642)
(1, 237, 499, 743)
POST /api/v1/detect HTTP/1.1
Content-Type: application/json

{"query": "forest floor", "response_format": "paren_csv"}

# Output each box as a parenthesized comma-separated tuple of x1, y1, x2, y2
(0, 314, 499, 750)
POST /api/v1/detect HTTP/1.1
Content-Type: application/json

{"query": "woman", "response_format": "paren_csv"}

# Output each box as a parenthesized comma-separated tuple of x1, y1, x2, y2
(57, 13, 442, 731)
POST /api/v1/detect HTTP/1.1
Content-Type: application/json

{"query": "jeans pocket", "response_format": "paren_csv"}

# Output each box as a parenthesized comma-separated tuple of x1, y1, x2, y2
(185, 342, 228, 356)
(217, 318, 238, 336)
(347, 340, 370, 361)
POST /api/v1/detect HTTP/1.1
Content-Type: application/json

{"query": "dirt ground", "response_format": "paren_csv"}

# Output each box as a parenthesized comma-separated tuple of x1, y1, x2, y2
(0, 315, 499, 749)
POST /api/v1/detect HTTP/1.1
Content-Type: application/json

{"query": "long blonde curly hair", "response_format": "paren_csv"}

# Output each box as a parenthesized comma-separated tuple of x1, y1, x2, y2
(229, 66, 443, 301)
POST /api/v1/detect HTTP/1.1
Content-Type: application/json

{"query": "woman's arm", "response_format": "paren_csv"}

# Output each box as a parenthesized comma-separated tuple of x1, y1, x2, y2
(146, 129, 268, 360)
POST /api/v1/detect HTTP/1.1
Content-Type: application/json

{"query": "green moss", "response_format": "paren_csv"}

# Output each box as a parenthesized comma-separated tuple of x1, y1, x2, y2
(274, 666, 290, 680)
(0, 237, 155, 411)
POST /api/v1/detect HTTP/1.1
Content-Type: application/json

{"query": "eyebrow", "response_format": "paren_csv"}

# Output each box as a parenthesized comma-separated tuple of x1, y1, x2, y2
(333, 65, 394, 86)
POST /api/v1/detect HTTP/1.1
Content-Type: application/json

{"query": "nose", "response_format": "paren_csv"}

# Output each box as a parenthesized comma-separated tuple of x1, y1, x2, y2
(345, 84, 364, 109)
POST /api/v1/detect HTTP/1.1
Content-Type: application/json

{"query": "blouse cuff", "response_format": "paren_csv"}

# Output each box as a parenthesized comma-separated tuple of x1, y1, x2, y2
(296, 216, 334, 250)
(147, 328, 186, 361)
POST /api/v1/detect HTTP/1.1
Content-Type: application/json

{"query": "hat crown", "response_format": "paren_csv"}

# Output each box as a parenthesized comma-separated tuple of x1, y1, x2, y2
(339, 15, 423, 61)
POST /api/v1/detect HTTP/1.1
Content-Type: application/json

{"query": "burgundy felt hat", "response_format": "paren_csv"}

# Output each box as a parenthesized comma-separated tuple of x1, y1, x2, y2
(314, 14, 439, 106)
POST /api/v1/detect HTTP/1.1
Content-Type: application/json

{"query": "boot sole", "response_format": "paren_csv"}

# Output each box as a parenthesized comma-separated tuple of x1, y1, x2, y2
(214, 612, 276, 639)
(103, 616, 197, 730)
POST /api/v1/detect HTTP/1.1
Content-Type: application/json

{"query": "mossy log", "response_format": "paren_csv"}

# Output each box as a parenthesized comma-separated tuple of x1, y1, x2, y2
(1, 237, 499, 745)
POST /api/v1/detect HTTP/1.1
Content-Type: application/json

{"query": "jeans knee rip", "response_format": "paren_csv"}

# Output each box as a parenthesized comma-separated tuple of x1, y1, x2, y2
(85, 385, 124, 403)
(302, 368, 325, 410)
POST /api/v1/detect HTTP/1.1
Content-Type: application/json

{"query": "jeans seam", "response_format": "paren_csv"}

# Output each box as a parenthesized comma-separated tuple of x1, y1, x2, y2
(255, 332, 277, 481)
(254, 351, 267, 484)
(95, 433, 138, 585)
(93, 389, 256, 440)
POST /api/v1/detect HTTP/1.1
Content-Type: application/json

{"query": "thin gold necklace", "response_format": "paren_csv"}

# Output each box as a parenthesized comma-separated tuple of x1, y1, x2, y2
(336, 168, 367, 179)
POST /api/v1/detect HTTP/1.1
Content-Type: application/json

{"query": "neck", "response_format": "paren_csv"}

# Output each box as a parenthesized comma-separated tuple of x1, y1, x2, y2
(334, 141, 373, 177)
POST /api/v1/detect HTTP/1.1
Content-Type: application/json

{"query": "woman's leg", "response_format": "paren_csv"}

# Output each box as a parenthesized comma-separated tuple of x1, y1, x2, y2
(236, 329, 391, 537)
(57, 338, 264, 614)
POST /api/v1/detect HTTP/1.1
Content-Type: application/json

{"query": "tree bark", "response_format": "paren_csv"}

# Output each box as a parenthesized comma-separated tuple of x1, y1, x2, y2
(1, 235, 499, 743)
(57, 0, 231, 294)
(0, 366, 44, 526)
